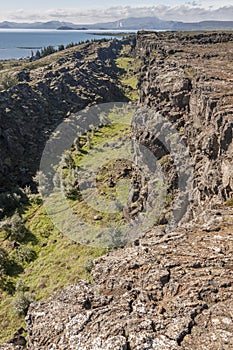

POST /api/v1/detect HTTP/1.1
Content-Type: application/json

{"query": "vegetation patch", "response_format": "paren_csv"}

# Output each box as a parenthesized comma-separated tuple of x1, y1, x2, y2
(0, 196, 107, 342)
(226, 198, 233, 207)
(0, 72, 18, 91)
(0, 107, 134, 342)
(115, 46, 141, 101)
(56, 107, 134, 230)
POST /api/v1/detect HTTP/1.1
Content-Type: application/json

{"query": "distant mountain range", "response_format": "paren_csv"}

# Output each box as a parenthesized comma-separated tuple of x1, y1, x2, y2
(0, 21, 75, 29)
(0, 17, 233, 31)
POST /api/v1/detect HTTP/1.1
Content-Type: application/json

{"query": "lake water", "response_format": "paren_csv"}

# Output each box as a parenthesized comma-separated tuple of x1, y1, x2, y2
(0, 29, 130, 60)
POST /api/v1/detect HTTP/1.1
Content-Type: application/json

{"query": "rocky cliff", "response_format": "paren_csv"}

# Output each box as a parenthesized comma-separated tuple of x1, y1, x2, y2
(127, 31, 233, 224)
(0, 32, 233, 349)
(0, 39, 127, 191)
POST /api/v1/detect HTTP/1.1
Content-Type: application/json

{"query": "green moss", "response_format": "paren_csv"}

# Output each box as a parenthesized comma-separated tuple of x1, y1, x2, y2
(122, 76, 138, 90)
(178, 127, 184, 135)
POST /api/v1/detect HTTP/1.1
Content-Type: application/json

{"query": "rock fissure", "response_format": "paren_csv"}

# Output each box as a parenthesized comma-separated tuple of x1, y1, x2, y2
(0, 31, 233, 349)
(176, 304, 209, 346)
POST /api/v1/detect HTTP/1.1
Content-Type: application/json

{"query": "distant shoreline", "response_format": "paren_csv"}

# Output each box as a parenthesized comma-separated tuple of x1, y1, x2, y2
(17, 46, 43, 50)
(88, 32, 135, 37)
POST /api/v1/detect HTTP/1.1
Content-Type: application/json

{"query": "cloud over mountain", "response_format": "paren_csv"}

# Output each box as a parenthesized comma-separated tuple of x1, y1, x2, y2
(1, 4, 233, 23)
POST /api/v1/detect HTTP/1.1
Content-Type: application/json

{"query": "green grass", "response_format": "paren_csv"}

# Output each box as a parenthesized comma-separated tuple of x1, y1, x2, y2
(119, 45, 132, 56)
(0, 200, 107, 343)
(67, 109, 133, 228)
(115, 53, 141, 101)
(122, 76, 138, 90)
(116, 57, 134, 71)
(45, 107, 135, 247)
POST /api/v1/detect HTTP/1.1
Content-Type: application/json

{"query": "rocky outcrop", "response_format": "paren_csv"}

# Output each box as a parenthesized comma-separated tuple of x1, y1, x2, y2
(0, 39, 128, 191)
(127, 31, 233, 223)
(1, 205, 231, 350)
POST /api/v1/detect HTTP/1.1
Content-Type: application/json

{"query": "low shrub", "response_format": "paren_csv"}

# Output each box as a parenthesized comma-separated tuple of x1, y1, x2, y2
(13, 246, 37, 264)
(0, 212, 26, 242)
(0, 188, 29, 220)
(0, 73, 18, 90)
(13, 292, 34, 316)
(84, 258, 94, 273)
(0, 247, 8, 276)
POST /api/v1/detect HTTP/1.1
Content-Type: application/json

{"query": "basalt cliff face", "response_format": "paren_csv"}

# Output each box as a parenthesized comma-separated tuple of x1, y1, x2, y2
(126, 31, 233, 225)
(0, 32, 233, 349)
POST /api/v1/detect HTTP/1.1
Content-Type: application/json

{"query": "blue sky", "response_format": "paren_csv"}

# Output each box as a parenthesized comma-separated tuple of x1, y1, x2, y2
(0, 1, 232, 23)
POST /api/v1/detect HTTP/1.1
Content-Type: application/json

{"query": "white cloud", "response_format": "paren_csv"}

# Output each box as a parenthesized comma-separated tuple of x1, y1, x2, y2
(1, 5, 233, 23)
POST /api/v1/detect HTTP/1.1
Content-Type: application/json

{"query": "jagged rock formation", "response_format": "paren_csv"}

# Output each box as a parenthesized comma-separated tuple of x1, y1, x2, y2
(1, 205, 232, 350)
(0, 39, 128, 191)
(134, 31, 233, 221)
(0, 32, 233, 349)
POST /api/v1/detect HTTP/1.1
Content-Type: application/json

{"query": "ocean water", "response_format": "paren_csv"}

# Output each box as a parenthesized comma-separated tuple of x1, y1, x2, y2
(0, 29, 129, 60)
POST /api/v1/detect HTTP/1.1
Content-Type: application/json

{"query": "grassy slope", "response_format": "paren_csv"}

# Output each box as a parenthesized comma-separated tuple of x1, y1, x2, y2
(0, 120, 124, 341)
(0, 199, 106, 341)
(0, 109, 134, 343)
(0, 41, 141, 343)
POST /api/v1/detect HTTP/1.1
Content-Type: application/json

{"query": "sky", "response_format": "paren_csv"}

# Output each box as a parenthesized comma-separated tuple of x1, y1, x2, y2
(0, 1, 233, 23)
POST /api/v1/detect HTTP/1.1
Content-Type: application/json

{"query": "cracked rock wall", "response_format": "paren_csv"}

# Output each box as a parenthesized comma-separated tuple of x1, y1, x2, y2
(134, 31, 233, 222)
